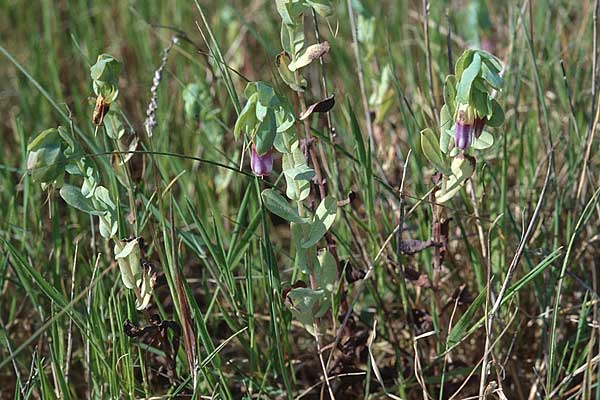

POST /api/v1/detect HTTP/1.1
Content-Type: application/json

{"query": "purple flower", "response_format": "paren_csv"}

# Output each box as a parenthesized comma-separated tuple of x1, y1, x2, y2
(455, 121, 474, 150)
(473, 117, 486, 139)
(250, 146, 273, 177)
(454, 103, 478, 150)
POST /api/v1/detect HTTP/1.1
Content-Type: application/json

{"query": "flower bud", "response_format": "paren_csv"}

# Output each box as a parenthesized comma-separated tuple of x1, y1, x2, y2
(250, 146, 273, 177)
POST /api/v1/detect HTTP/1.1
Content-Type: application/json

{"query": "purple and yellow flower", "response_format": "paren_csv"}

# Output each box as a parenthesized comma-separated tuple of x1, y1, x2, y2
(455, 104, 474, 150)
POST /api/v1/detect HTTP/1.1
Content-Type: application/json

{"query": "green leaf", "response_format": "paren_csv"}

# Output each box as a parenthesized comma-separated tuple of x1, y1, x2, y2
(487, 99, 505, 127)
(302, 196, 337, 248)
(275, 103, 296, 132)
(435, 155, 475, 203)
(471, 131, 494, 150)
(90, 53, 121, 103)
(234, 93, 257, 139)
(316, 249, 337, 293)
(103, 112, 124, 140)
(291, 222, 310, 273)
(446, 289, 486, 348)
(477, 50, 503, 72)
(440, 128, 453, 155)
(349, 102, 367, 166)
(481, 62, 504, 90)
(455, 49, 474, 79)
(471, 88, 490, 118)
(94, 186, 115, 210)
(59, 184, 96, 214)
(306, 0, 333, 17)
(287, 287, 324, 336)
(421, 128, 451, 175)
(457, 52, 481, 104)
(27, 145, 65, 184)
(440, 104, 452, 131)
(281, 23, 305, 58)
(255, 109, 277, 155)
(282, 143, 311, 201)
(274, 127, 296, 153)
(443, 75, 457, 116)
(276, 0, 306, 25)
(261, 189, 307, 224)
(98, 211, 117, 239)
(255, 82, 276, 107)
(285, 164, 315, 182)
(183, 83, 203, 120)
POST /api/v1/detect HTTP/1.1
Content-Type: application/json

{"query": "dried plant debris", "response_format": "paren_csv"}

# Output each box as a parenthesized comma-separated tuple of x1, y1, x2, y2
(124, 316, 181, 383)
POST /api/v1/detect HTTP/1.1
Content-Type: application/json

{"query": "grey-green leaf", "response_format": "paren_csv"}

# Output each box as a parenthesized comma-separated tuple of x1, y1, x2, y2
(261, 189, 306, 224)
(457, 53, 481, 104)
(59, 184, 97, 214)
(421, 128, 451, 175)
(302, 196, 337, 248)
(471, 131, 494, 150)
(487, 99, 505, 127)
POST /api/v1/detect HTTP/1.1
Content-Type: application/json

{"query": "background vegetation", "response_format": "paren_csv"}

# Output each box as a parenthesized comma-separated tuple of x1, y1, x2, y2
(1, 0, 599, 398)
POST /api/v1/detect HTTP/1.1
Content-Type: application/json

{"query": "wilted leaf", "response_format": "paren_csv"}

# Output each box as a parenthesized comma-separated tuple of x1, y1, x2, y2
(288, 42, 330, 71)
(299, 94, 335, 120)
(276, 52, 305, 91)
(399, 238, 438, 255)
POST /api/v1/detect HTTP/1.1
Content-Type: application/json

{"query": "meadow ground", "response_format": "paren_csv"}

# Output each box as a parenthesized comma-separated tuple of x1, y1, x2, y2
(1, 0, 600, 399)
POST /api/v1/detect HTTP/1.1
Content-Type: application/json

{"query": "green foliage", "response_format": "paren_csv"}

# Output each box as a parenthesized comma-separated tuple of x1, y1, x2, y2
(3, 2, 599, 398)
(90, 53, 121, 103)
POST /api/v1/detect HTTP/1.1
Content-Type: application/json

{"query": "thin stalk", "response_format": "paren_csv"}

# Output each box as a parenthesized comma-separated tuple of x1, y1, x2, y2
(311, 8, 341, 197)
(294, 70, 327, 201)
(346, 0, 375, 157)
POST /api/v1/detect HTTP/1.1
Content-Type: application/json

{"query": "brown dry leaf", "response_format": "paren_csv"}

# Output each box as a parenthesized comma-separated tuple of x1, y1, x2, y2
(399, 238, 439, 255)
(299, 94, 335, 120)
(288, 41, 330, 71)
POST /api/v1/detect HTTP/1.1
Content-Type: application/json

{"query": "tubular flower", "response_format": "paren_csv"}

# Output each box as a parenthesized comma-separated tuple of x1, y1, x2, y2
(454, 104, 475, 150)
(250, 146, 273, 177)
